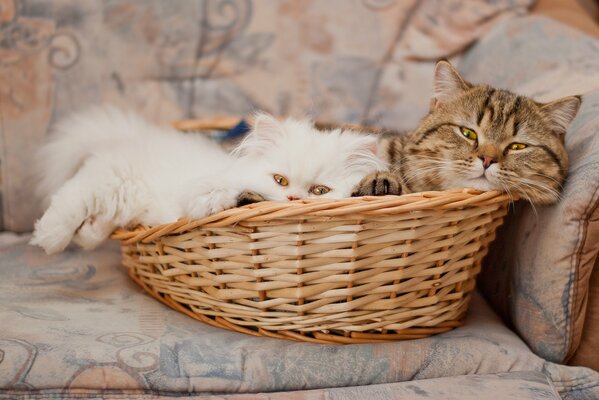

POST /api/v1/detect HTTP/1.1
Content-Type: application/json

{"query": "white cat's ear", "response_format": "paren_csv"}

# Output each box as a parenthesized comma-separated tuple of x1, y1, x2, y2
(252, 112, 283, 138)
(345, 134, 387, 170)
(231, 112, 282, 157)
(363, 139, 378, 156)
(540, 96, 582, 140)
(432, 61, 470, 109)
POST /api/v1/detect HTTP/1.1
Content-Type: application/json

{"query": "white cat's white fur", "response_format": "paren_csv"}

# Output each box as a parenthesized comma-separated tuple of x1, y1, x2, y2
(30, 107, 386, 254)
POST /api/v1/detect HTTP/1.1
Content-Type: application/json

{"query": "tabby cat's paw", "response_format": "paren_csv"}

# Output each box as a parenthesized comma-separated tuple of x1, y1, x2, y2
(352, 171, 401, 196)
(237, 190, 265, 207)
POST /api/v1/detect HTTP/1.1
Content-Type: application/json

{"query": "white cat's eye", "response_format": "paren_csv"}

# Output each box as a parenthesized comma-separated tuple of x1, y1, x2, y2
(508, 143, 527, 151)
(273, 174, 289, 186)
(310, 185, 331, 195)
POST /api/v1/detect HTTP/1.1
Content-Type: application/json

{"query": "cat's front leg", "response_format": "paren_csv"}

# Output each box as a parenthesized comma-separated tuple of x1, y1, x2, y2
(72, 215, 116, 250)
(31, 200, 83, 254)
(352, 171, 402, 197)
(30, 174, 94, 254)
(186, 187, 241, 220)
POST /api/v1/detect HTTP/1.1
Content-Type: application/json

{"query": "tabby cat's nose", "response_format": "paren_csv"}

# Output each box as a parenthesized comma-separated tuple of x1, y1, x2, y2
(479, 155, 497, 169)
(287, 195, 300, 201)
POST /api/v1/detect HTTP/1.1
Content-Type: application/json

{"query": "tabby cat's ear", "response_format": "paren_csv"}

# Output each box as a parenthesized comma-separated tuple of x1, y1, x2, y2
(540, 96, 582, 140)
(431, 60, 470, 109)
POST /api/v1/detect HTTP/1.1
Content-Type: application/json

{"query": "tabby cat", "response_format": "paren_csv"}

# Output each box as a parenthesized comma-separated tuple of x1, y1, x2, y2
(353, 61, 581, 205)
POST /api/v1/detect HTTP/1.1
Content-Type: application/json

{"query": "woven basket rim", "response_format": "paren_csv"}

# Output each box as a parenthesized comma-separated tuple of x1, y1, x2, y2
(111, 188, 512, 244)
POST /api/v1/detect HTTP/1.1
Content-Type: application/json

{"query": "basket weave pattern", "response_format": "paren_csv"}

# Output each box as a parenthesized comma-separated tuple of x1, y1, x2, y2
(113, 189, 510, 344)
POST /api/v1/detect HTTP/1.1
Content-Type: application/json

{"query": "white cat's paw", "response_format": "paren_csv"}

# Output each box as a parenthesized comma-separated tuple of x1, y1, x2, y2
(72, 216, 114, 250)
(207, 188, 239, 214)
(30, 216, 74, 255)
(187, 188, 239, 220)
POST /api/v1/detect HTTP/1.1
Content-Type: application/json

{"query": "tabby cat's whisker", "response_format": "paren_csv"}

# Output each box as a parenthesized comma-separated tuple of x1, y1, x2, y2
(506, 180, 538, 216)
(528, 172, 564, 188)
(515, 177, 561, 199)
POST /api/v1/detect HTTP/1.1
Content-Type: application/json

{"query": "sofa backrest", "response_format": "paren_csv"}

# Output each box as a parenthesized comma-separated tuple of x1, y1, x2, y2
(0, 0, 532, 232)
(461, 16, 599, 364)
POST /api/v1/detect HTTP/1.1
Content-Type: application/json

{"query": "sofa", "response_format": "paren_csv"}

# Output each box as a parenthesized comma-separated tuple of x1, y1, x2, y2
(1, 1, 598, 398)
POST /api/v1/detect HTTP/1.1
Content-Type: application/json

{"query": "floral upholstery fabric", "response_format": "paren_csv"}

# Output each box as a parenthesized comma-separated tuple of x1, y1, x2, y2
(2, 1, 599, 398)
(0, 372, 564, 399)
(0, 233, 598, 399)
(0, 0, 532, 232)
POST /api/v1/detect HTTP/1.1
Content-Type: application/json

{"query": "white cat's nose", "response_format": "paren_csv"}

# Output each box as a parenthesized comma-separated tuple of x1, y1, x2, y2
(287, 195, 301, 201)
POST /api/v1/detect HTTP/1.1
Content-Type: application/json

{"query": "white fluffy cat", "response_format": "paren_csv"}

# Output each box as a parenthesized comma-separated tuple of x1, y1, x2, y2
(31, 107, 386, 254)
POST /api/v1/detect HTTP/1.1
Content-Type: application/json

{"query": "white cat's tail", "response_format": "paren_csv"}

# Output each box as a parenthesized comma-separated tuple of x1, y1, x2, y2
(34, 106, 149, 207)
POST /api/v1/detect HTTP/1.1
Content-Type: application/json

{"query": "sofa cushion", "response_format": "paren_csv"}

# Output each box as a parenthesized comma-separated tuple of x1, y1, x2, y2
(0, 0, 532, 232)
(0, 234, 597, 398)
(570, 255, 599, 371)
(0, 372, 562, 399)
(460, 16, 599, 364)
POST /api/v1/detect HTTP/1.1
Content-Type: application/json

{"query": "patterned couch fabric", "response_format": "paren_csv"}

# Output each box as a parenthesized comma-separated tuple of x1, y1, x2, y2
(2, 2, 599, 396)
(0, 372, 563, 399)
(461, 16, 599, 364)
(570, 256, 599, 371)
(0, 233, 598, 399)
(0, 0, 533, 232)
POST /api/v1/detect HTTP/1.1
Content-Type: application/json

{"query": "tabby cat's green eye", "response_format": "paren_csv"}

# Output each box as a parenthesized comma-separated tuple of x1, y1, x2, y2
(273, 174, 289, 186)
(508, 143, 527, 151)
(460, 127, 478, 140)
(310, 185, 331, 195)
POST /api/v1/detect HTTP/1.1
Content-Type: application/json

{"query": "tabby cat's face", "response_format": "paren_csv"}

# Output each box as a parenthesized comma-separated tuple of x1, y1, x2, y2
(403, 61, 581, 205)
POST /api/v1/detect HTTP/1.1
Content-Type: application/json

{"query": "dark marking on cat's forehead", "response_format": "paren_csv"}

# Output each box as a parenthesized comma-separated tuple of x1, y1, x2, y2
(512, 115, 521, 137)
(414, 123, 459, 145)
(471, 88, 530, 141)
(477, 88, 495, 126)
(490, 91, 515, 127)
(512, 96, 522, 115)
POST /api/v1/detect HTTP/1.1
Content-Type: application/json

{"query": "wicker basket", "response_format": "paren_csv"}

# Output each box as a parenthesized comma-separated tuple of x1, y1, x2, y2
(112, 118, 512, 344)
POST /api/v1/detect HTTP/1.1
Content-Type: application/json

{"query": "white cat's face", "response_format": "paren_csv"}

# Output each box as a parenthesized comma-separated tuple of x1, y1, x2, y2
(233, 114, 386, 202)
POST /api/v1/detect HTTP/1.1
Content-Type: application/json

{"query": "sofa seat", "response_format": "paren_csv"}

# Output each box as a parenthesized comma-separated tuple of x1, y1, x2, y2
(0, 233, 597, 399)
(0, 372, 562, 399)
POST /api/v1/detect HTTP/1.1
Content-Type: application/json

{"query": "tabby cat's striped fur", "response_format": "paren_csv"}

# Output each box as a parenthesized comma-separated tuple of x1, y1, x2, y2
(353, 61, 581, 205)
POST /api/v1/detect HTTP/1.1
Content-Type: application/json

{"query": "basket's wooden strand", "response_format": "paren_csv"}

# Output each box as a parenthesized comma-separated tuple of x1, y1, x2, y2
(111, 189, 511, 244)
